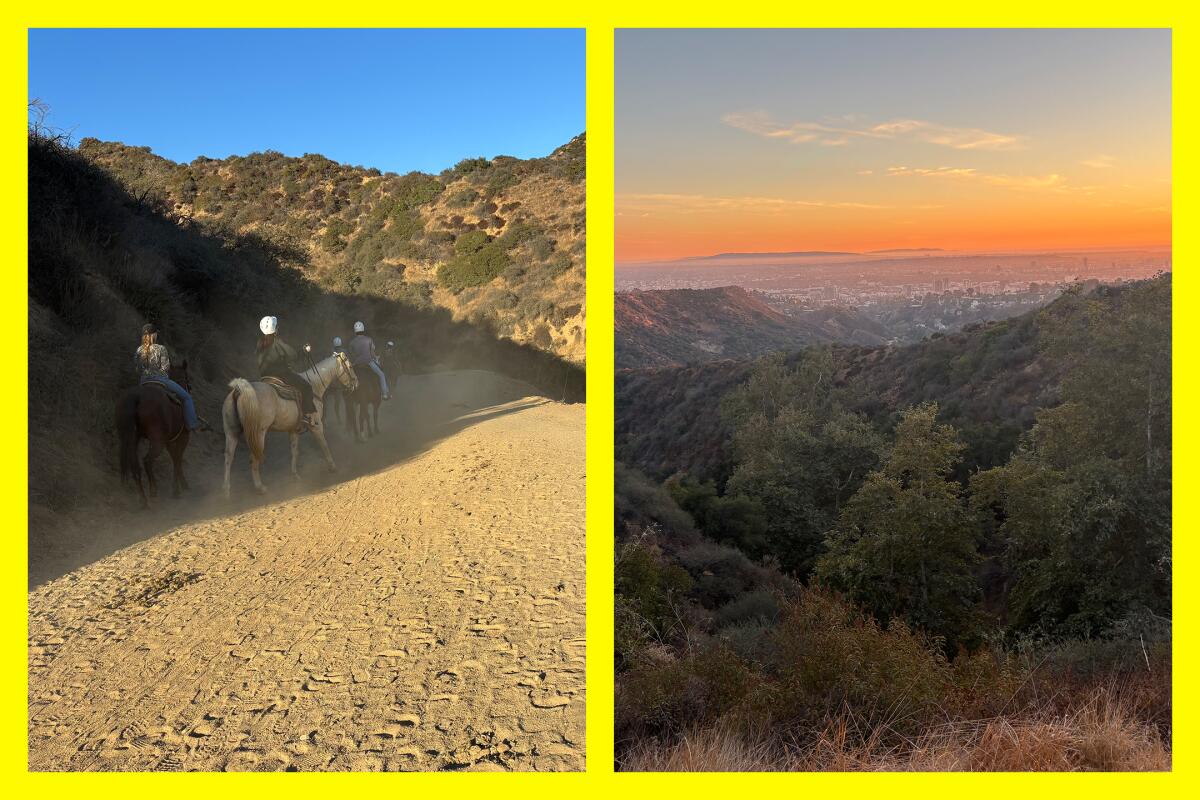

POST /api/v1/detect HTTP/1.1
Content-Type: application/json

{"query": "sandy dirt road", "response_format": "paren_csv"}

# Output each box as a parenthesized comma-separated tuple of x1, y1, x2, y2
(28, 371, 585, 771)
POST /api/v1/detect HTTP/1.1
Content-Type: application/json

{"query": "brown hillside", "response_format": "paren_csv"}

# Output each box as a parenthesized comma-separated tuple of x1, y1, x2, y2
(79, 135, 586, 363)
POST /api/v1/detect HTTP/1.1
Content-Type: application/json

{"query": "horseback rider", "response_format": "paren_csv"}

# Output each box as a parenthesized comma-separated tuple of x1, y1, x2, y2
(134, 323, 211, 431)
(256, 315, 320, 428)
(332, 335, 346, 357)
(348, 320, 390, 401)
(380, 339, 401, 391)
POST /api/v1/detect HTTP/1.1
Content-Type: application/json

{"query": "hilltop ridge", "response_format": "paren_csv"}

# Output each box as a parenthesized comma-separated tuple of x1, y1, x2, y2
(615, 285, 887, 369)
(78, 134, 586, 363)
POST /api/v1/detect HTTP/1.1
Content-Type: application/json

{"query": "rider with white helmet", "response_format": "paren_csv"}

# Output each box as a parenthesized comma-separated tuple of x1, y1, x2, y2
(347, 320, 390, 400)
(381, 339, 400, 384)
(256, 315, 320, 428)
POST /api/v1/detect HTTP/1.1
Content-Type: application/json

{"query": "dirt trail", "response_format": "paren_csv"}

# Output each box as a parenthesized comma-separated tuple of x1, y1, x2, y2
(28, 371, 585, 771)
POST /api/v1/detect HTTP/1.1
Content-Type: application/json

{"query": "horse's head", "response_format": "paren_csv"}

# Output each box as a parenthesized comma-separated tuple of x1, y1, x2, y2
(168, 359, 191, 392)
(335, 351, 359, 392)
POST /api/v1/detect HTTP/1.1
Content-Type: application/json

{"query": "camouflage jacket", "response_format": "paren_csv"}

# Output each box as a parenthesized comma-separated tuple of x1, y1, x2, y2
(134, 343, 171, 380)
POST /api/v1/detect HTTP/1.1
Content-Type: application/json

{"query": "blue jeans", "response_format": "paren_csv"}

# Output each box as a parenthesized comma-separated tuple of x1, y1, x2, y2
(366, 361, 389, 396)
(141, 376, 201, 430)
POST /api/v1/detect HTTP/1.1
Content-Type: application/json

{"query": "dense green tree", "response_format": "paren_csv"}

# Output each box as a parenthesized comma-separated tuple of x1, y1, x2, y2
(666, 475, 769, 556)
(972, 277, 1171, 636)
(721, 350, 884, 576)
(817, 403, 980, 643)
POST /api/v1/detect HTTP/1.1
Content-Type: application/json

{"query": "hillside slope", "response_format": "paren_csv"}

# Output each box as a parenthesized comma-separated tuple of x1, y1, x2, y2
(79, 135, 586, 363)
(616, 286, 887, 369)
(615, 280, 1166, 482)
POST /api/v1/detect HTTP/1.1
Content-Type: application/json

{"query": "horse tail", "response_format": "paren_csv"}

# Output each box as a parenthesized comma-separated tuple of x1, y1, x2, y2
(116, 389, 141, 485)
(228, 378, 265, 463)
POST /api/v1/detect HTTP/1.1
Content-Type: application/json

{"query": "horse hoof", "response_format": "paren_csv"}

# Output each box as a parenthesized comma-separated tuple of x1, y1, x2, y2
(255, 486, 267, 495)
(328, 464, 338, 473)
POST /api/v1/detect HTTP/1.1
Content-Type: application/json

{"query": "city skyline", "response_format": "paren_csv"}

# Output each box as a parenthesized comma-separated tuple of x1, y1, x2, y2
(616, 29, 1172, 263)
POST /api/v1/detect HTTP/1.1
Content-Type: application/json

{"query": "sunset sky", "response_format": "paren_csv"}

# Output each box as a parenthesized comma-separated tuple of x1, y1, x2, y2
(615, 29, 1171, 263)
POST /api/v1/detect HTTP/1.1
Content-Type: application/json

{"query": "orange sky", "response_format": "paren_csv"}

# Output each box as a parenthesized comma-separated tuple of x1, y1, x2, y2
(615, 30, 1171, 262)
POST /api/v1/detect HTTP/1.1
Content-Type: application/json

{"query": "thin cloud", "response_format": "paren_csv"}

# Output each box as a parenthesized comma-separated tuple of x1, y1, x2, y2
(1082, 154, 1116, 169)
(723, 111, 1024, 150)
(887, 165, 1067, 191)
(616, 192, 891, 214)
(887, 166, 979, 179)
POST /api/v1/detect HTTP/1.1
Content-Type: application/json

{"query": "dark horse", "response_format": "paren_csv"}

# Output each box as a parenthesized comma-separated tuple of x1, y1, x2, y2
(323, 381, 346, 425)
(116, 362, 193, 507)
(345, 364, 381, 442)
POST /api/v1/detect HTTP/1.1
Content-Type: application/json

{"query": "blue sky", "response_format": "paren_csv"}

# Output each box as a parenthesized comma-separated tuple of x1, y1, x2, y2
(29, 28, 584, 174)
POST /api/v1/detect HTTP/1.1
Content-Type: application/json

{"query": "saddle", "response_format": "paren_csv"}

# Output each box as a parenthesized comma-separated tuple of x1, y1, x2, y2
(261, 376, 301, 402)
(142, 380, 183, 406)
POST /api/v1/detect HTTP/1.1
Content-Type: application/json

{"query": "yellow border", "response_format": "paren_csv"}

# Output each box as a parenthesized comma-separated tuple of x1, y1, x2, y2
(2, 6, 1193, 793)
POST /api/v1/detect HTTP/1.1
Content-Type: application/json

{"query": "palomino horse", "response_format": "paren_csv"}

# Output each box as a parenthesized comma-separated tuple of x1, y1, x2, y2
(222, 351, 358, 497)
(116, 361, 194, 508)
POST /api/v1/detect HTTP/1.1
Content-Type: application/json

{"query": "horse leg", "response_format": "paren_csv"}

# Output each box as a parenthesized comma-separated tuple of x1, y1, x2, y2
(143, 437, 164, 499)
(289, 431, 301, 480)
(311, 425, 338, 472)
(371, 402, 379, 436)
(223, 430, 239, 499)
(250, 430, 268, 495)
(352, 400, 365, 443)
(169, 433, 189, 497)
(132, 436, 149, 509)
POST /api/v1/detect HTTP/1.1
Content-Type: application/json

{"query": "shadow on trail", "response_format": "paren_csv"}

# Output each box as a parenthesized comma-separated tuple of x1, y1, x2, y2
(29, 370, 550, 588)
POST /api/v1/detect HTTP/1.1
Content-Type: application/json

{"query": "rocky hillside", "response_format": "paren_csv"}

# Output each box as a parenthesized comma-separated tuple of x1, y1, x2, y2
(616, 286, 886, 369)
(78, 135, 586, 363)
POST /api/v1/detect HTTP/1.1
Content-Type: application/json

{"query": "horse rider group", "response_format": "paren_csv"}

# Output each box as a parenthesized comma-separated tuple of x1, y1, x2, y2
(134, 315, 397, 434)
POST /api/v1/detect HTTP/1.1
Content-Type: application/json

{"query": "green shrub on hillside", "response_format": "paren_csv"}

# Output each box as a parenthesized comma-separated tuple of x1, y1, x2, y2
(446, 188, 479, 208)
(391, 171, 443, 211)
(438, 243, 511, 294)
(447, 157, 490, 179)
(321, 217, 353, 252)
(454, 229, 490, 255)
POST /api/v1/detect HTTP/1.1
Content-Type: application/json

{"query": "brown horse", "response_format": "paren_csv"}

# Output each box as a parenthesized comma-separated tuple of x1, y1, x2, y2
(116, 361, 193, 508)
(345, 363, 382, 442)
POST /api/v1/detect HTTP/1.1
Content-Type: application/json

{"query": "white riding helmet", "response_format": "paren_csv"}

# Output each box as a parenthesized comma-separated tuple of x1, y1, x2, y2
(259, 315, 278, 335)
(353, 320, 366, 333)
(386, 340, 395, 347)
(333, 336, 343, 347)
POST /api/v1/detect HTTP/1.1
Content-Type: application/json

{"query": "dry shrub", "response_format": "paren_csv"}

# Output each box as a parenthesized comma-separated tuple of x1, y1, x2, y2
(616, 645, 761, 743)
(621, 687, 1170, 772)
(619, 723, 779, 772)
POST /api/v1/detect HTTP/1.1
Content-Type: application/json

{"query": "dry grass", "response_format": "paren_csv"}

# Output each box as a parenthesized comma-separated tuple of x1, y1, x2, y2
(620, 688, 1170, 772)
